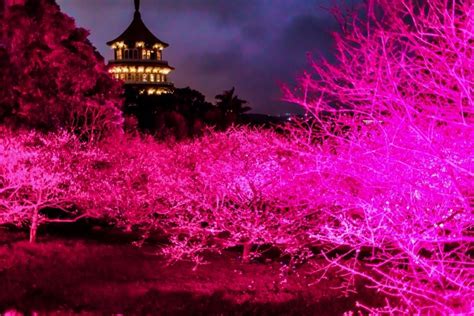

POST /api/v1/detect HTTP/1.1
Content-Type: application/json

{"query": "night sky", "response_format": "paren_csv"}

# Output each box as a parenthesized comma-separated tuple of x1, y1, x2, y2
(57, 0, 344, 115)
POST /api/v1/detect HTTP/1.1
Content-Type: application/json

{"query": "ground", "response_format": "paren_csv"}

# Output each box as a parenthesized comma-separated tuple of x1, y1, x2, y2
(0, 224, 382, 315)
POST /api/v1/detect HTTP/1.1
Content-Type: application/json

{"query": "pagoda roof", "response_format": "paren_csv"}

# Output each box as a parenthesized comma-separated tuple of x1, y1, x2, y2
(107, 10, 169, 48)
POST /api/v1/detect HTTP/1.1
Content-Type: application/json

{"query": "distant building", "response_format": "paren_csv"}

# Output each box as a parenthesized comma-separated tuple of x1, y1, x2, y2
(107, 0, 174, 95)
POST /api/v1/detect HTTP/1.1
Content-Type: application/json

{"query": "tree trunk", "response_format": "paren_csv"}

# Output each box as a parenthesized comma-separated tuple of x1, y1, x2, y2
(242, 242, 251, 263)
(29, 209, 39, 243)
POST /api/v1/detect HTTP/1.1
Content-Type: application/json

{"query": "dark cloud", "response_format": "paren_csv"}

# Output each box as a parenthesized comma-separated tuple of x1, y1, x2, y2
(277, 14, 335, 54)
(57, 0, 342, 114)
(152, 0, 260, 26)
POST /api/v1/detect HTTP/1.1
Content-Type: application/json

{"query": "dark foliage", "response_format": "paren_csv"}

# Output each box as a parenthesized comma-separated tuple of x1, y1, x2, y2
(125, 86, 251, 139)
(0, 0, 123, 136)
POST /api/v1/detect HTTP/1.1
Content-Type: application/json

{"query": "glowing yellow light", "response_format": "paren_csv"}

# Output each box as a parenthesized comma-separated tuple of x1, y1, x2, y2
(130, 67, 137, 73)
(138, 66, 145, 73)
(136, 41, 145, 48)
(145, 67, 152, 73)
(113, 41, 126, 49)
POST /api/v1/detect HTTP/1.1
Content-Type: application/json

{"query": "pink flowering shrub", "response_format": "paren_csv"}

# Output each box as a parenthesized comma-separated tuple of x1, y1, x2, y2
(0, 128, 180, 242)
(82, 134, 187, 234)
(81, 127, 319, 265)
(0, 126, 319, 262)
(285, 0, 473, 313)
(151, 128, 321, 264)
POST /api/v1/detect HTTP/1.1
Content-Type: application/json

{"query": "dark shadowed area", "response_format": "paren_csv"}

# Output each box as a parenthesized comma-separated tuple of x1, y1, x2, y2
(0, 225, 382, 315)
(56, 0, 354, 115)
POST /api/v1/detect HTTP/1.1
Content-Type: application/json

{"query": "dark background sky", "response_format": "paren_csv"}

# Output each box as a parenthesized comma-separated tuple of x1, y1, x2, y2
(57, 0, 345, 115)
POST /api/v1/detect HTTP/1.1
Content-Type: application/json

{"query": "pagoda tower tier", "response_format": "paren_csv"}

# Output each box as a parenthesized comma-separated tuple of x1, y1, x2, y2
(107, 0, 174, 95)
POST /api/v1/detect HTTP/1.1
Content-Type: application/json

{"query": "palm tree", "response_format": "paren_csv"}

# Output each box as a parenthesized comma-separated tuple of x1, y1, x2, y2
(215, 87, 251, 115)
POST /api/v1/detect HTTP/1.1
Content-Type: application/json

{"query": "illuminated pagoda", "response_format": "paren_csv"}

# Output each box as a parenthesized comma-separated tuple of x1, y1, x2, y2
(107, 0, 174, 95)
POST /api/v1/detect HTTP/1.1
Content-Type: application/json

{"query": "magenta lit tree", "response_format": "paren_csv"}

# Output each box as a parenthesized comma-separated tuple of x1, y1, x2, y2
(152, 128, 321, 265)
(285, 0, 473, 313)
(0, 128, 107, 242)
(0, 0, 123, 138)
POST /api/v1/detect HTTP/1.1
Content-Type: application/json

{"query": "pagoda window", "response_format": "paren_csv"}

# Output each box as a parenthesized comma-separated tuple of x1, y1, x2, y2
(143, 49, 151, 60)
(116, 49, 123, 60)
(127, 73, 132, 81)
(157, 51, 162, 60)
(142, 74, 148, 82)
(120, 74, 125, 80)
(150, 74, 155, 82)
(150, 51, 157, 60)
(133, 49, 139, 60)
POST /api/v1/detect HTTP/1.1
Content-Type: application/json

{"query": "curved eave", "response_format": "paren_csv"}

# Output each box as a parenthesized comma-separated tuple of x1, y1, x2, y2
(106, 12, 169, 48)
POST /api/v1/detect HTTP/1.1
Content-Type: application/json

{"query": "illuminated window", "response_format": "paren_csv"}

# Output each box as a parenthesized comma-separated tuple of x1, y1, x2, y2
(150, 74, 155, 82)
(143, 74, 147, 82)
(142, 50, 151, 60)
(116, 49, 122, 60)
(120, 74, 125, 80)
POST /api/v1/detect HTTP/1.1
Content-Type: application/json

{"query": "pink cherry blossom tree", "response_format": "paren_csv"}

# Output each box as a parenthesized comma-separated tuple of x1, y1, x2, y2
(285, 0, 473, 313)
(0, 128, 108, 242)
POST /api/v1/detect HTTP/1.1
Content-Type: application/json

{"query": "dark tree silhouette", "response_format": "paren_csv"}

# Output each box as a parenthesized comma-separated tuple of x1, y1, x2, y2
(215, 87, 251, 128)
(126, 87, 216, 139)
(123, 86, 250, 138)
(215, 87, 250, 114)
